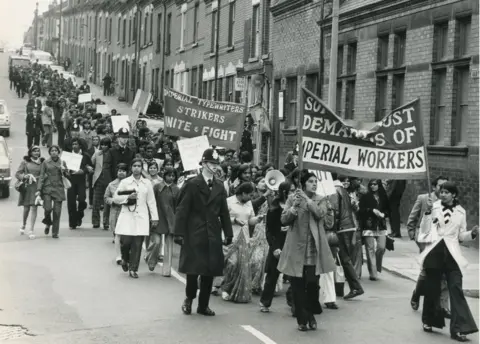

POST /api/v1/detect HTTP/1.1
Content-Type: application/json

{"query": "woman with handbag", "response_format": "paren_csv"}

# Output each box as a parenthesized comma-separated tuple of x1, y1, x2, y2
(278, 170, 336, 331)
(113, 158, 158, 279)
(16, 146, 44, 239)
(36, 145, 69, 239)
(358, 179, 390, 281)
(418, 182, 478, 342)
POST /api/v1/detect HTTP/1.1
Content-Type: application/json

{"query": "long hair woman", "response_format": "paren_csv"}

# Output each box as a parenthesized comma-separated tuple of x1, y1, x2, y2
(16, 146, 44, 239)
(260, 180, 295, 313)
(278, 170, 336, 331)
(418, 182, 478, 341)
(104, 163, 128, 264)
(113, 158, 158, 278)
(36, 145, 69, 239)
(228, 163, 253, 196)
(358, 179, 390, 281)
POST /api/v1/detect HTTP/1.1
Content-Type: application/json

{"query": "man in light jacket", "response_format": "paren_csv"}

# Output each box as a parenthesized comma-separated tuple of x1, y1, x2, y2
(407, 176, 450, 316)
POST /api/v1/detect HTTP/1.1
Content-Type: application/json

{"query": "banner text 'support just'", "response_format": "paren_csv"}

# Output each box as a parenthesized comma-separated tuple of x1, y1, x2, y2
(163, 88, 246, 150)
(300, 87, 427, 180)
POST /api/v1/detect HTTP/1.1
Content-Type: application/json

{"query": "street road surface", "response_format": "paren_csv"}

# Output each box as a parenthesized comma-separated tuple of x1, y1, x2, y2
(0, 53, 478, 344)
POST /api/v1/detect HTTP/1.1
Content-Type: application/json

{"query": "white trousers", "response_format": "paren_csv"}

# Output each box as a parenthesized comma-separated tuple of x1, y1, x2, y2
(320, 272, 336, 303)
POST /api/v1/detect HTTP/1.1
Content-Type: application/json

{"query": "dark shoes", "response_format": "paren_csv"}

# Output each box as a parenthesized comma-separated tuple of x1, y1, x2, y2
(52, 235, 59, 239)
(443, 308, 451, 319)
(44, 226, 50, 235)
(451, 332, 468, 342)
(410, 290, 419, 311)
(297, 324, 308, 332)
(121, 261, 129, 272)
(129, 271, 138, 279)
(197, 307, 215, 316)
(423, 324, 433, 333)
(344, 289, 364, 300)
(308, 315, 317, 330)
(182, 298, 192, 315)
(325, 302, 339, 310)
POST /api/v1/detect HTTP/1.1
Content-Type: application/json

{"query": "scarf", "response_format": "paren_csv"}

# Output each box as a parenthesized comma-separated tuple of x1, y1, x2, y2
(440, 202, 456, 225)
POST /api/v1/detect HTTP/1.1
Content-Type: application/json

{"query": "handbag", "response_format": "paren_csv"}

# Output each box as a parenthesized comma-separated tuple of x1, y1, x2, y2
(326, 231, 339, 247)
(386, 235, 395, 251)
(62, 176, 72, 189)
(15, 179, 26, 193)
(334, 253, 345, 297)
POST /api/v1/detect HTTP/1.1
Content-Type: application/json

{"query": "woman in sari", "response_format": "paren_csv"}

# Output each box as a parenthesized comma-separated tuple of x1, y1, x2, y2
(222, 182, 263, 303)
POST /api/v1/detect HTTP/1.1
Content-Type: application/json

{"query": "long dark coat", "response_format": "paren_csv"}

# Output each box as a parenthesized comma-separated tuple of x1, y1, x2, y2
(153, 181, 179, 235)
(174, 175, 233, 276)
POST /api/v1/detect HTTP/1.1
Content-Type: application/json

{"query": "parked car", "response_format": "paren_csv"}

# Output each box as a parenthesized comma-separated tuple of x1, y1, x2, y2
(0, 100, 11, 137)
(0, 136, 12, 198)
(0, 47, 4, 53)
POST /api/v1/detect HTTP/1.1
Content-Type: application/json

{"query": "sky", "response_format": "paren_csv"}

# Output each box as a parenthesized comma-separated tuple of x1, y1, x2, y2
(0, 0, 51, 48)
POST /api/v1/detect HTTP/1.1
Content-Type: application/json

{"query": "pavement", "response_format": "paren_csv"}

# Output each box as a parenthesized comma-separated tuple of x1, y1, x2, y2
(382, 226, 479, 298)
(0, 54, 479, 343)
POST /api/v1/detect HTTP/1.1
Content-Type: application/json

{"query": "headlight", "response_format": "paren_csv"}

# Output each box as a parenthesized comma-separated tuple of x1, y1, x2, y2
(0, 168, 10, 176)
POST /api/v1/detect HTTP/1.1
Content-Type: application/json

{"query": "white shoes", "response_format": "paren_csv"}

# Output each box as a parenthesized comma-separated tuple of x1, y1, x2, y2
(28, 233, 35, 240)
(20, 225, 26, 235)
(221, 291, 230, 301)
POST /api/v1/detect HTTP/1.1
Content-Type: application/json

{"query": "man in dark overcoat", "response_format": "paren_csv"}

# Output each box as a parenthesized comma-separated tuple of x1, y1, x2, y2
(173, 148, 233, 316)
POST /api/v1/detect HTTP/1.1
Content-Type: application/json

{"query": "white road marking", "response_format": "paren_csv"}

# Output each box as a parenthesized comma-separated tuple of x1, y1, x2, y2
(241, 325, 278, 344)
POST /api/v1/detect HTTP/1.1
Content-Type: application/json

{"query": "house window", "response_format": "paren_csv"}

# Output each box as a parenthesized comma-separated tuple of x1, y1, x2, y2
(198, 64, 204, 97)
(217, 78, 223, 101)
(432, 69, 446, 145)
(170, 69, 174, 87)
(191, 67, 198, 97)
(104, 17, 108, 40)
(225, 75, 234, 102)
(109, 18, 112, 42)
(149, 12, 153, 42)
(286, 77, 297, 127)
(118, 18, 121, 42)
(208, 80, 215, 100)
(165, 70, 169, 86)
(377, 35, 389, 69)
(202, 81, 208, 99)
(337, 46, 344, 76)
(433, 23, 448, 61)
(211, 9, 217, 53)
(144, 13, 149, 45)
(375, 76, 388, 120)
(133, 15, 138, 44)
(456, 17, 471, 57)
(347, 42, 357, 74)
(392, 74, 405, 109)
(336, 82, 342, 116)
(345, 80, 356, 120)
(306, 73, 318, 95)
(142, 63, 147, 90)
(261, 0, 270, 55)
(454, 67, 469, 145)
(228, 1, 235, 47)
(156, 14, 162, 52)
(393, 31, 406, 67)
(251, 5, 260, 58)
(180, 4, 187, 49)
(193, 3, 199, 43)
(122, 19, 127, 45)
(128, 19, 132, 45)
(166, 13, 172, 54)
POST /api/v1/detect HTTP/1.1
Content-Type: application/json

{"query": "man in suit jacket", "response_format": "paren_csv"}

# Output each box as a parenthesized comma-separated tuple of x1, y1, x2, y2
(103, 127, 135, 184)
(173, 148, 233, 317)
(407, 176, 450, 315)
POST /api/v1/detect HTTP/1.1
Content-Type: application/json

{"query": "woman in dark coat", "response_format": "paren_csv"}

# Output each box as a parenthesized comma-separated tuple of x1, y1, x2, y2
(260, 180, 294, 313)
(146, 167, 179, 275)
(358, 179, 390, 281)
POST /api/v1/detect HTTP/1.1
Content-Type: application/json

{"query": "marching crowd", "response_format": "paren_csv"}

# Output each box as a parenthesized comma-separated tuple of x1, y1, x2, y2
(10, 62, 478, 340)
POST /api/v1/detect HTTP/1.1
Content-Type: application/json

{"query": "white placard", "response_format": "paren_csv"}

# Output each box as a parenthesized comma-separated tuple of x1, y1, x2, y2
(78, 93, 92, 103)
(177, 136, 210, 172)
(309, 170, 337, 196)
(111, 115, 130, 133)
(235, 77, 245, 91)
(96, 104, 109, 115)
(61, 152, 83, 171)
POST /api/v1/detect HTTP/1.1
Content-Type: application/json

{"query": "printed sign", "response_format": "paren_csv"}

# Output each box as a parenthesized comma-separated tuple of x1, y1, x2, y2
(235, 77, 245, 91)
(96, 104, 109, 115)
(61, 152, 83, 171)
(309, 170, 337, 196)
(163, 87, 246, 150)
(301, 87, 426, 180)
(78, 93, 92, 103)
(132, 89, 152, 114)
(177, 136, 210, 172)
(111, 115, 130, 133)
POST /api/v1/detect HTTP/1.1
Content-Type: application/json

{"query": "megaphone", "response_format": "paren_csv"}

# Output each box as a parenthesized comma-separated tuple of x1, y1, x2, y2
(265, 170, 286, 191)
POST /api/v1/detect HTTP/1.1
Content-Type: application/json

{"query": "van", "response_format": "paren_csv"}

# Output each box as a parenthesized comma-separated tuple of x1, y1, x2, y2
(8, 55, 30, 68)
(30, 50, 54, 66)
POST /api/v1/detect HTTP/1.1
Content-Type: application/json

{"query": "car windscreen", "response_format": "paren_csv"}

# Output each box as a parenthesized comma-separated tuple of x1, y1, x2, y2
(12, 58, 30, 67)
(34, 54, 52, 62)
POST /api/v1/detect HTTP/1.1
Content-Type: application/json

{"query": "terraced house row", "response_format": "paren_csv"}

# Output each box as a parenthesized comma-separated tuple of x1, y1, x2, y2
(37, 0, 479, 228)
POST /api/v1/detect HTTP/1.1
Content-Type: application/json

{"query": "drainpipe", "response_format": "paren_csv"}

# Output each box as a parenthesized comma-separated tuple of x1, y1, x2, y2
(160, 0, 167, 100)
(318, 0, 325, 98)
(134, 4, 141, 91)
(94, 10, 98, 84)
(213, 0, 221, 100)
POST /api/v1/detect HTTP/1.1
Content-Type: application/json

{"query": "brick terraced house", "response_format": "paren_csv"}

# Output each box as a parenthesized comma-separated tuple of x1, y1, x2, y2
(271, 0, 479, 229)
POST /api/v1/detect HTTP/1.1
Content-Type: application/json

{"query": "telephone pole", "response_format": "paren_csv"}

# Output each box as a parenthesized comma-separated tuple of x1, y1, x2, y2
(327, 0, 339, 111)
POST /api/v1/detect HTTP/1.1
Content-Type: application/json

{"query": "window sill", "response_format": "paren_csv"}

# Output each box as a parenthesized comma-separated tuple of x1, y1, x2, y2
(431, 56, 471, 69)
(117, 41, 120, 45)
(248, 57, 259, 63)
(179, 47, 185, 53)
(192, 42, 198, 48)
(148, 42, 153, 47)
(262, 53, 269, 60)
(427, 145, 468, 157)
(282, 127, 298, 136)
(209, 52, 216, 58)
(227, 45, 234, 52)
